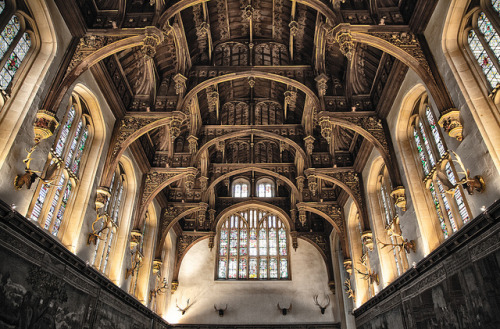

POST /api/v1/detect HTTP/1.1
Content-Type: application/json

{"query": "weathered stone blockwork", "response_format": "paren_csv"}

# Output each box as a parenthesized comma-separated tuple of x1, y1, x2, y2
(0, 199, 168, 329)
(354, 200, 500, 329)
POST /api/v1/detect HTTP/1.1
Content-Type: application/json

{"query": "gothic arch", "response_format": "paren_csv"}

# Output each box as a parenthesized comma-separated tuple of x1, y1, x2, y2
(442, 0, 500, 172)
(204, 167, 301, 203)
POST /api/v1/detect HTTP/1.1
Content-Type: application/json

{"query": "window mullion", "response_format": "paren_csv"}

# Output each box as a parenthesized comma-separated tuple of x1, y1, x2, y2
(476, 27, 500, 76)
(0, 26, 23, 69)
(433, 179, 455, 234)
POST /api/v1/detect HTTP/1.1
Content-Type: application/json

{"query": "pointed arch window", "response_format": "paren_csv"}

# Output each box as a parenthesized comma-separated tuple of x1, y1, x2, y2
(217, 208, 289, 280)
(466, 3, 500, 88)
(0, 3, 33, 93)
(91, 164, 126, 274)
(410, 97, 471, 240)
(28, 95, 92, 237)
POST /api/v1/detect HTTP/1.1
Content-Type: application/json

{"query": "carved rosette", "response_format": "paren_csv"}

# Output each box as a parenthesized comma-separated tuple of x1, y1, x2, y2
(438, 109, 463, 141)
(390, 186, 407, 211)
(95, 187, 111, 209)
(173, 73, 187, 95)
(315, 74, 329, 97)
(243, 5, 254, 20)
(361, 231, 374, 251)
(33, 110, 59, 143)
(152, 259, 163, 274)
(343, 259, 353, 275)
(187, 135, 198, 154)
(248, 77, 256, 88)
(307, 175, 318, 196)
(304, 136, 315, 155)
(335, 31, 355, 60)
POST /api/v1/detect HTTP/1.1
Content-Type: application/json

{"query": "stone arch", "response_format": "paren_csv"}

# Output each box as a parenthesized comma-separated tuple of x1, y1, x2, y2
(0, 0, 57, 166)
(442, 0, 500, 172)
(58, 84, 107, 252)
(204, 166, 301, 203)
(395, 84, 443, 255)
(191, 129, 310, 168)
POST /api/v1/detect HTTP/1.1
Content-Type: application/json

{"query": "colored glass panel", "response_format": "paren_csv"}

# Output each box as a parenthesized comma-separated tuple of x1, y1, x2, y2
(241, 183, 248, 197)
(269, 228, 277, 256)
(430, 182, 449, 238)
(234, 184, 241, 197)
(65, 120, 83, 165)
(103, 231, 114, 273)
(468, 29, 500, 87)
(419, 121, 436, 166)
(249, 258, 257, 278)
(44, 175, 65, 230)
(259, 228, 267, 256)
(239, 258, 247, 278)
(270, 258, 278, 279)
(279, 228, 287, 256)
(218, 259, 227, 279)
(249, 228, 257, 256)
(228, 257, 237, 279)
(444, 163, 470, 223)
(437, 181, 458, 232)
(280, 258, 288, 279)
(413, 128, 430, 175)
(265, 184, 272, 197)
(71, 126, 88, 175)
(0, 16, 20, 60)
(425, 107, 446, 157)
(0, 32, 30, 90)
(52, 180, 71, 236)
(220, 228, 228, 256)
(258, 184, 265, 197)
(494, 0, 500, 13)
(55, 106, 76, 157)
(230, 228, 238, 256)
(259, 258, 267, 279)
(239, 229, 248, 256)
(30, 183, 50, 221)
(0, 1, 4, 14)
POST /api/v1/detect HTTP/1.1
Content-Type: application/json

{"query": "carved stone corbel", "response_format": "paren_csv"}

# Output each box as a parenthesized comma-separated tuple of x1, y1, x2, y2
(290, 231, 299, 250)
(438, 109, 463, 142)
(296, 176, 305, 193)
(95, 187, 111, 209)
(171, 280, 179, 293)
(361, 231, 374, 251)
(315, 74, 329, 97)
(199, 176, 208, 192)
(173, 73, 188, 96)
(152, 259, 163, 274)
(208, 208, 217, 224)
(390, 186, 407, 211)
(319, 118, 332, 144)
(335, 30, 355, 60)
(304, 136, 315, 155)
(298, 207, 307, 226)
(140, 29, 163, 58)
(33, 110, 59, 143)
(307, 175, 318, 196)
(187, 135, 198, 154)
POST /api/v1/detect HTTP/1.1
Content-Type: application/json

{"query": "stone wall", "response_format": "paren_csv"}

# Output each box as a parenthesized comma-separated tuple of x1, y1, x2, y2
(0, 199, 168, 329)
(353, 199, 500, 329)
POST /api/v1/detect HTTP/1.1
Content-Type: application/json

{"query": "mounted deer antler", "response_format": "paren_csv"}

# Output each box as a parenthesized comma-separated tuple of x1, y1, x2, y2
(14, 143, 61, 190)
(87, 213, 113, 245)
(437, 151, 485, 195)
(313, 295, 330, 314)
(377, 238, 416, 254)
(277, 303, 292, 315)
(355, 263, 379, 285)
(344, 279, 356, 302)
(177, 298, 191, 315)
(214, 304, 228, 317)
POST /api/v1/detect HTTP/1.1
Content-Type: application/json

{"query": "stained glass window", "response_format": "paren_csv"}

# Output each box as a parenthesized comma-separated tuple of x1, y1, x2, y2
(494, 0, 500, 13)
(257, 181, 274, 197)
(233, 181, 249, 197)
(217, 209, 289, 280)
(425, 107, 446, 157)
(0, 16, 20, 60)
(0, 0, 5, 14)
(29, 96, 92, 239)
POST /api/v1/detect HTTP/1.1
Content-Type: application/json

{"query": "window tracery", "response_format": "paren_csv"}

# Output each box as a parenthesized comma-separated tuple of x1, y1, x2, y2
(256, 178, 274, 197)
(0, 4, 32, 92)
(217, 208, 289, 280)
(232, 178, 250, 198)
(410, 97, 471, 239)
(466, 3, 500, 88)
(29, 95, 92, 237)
(92, 163, 126, 274)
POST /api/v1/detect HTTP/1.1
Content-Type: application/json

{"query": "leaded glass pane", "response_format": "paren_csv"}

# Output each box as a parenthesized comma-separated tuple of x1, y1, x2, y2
(0, 1, 5, 14)
(269, 228, 277, 256)
(265, 184, 272, 197)
(30, 183, 50, 221)
(425, 107, 446, 157)
(249, 228, 257, 256)
(279, 228, 287, 256)
(239, 229, 248, 256)
(220, 228, 228, 256)
(241, 183, 248, 197)
(52, 181, 72, 236)
(238, 258, 247, 278)
(270, 258, 278, 279)
(437, 181, 458, 232)
(0, 31, 29, 90)
(230, 226, 238, 256)
(280, 258, 288, 278)
(55, 106, 76, 157)
(444, 163, 470, 223)
(65, 120, 83, 165)
(259, 259, 267, 279)
(44, 175, 65, 230)
(468, 29, 500, 87)
(249, 258, 257, 278)
(234, 184, 241, 197)
(494, 0, 500, 13)
(419, 121, 436, 166)
(413, 128, 430, 175)
(103, 231, 114, 272)
(228, 257, 237, 279)
(218, 259, 227, 279)
(259, 228, 267, 256)
(430, 182, 449, 238)
(71, 125, 88, 175)
(0, 16, 20, 60)
(258, 184, 265, 197)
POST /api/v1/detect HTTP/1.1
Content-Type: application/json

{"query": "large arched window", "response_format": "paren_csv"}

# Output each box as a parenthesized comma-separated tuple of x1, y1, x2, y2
(232, 178, 250, 198)
(92, 163, 126, 274)
(465, 1, 500, 89)
(377, 165, 408, 276)
(0, 1, 33, 93)
(28, 94, 92, 237)
(217, 208, 289, 280)
(410, 96, 471, 239)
